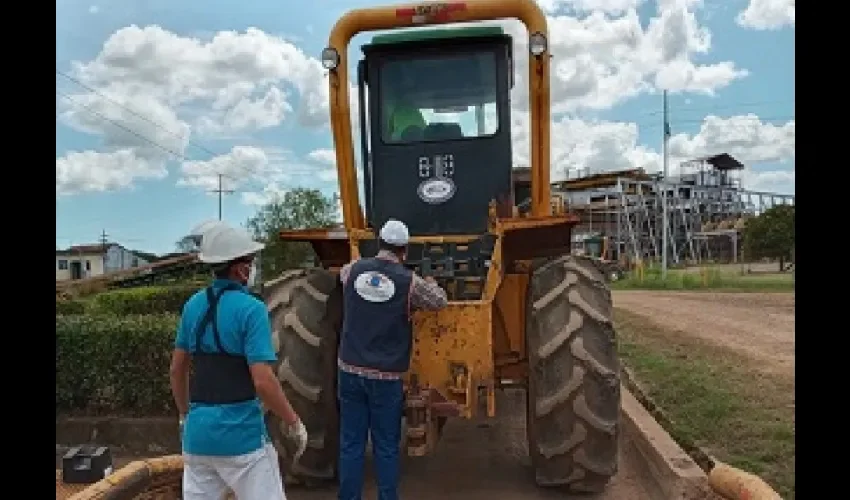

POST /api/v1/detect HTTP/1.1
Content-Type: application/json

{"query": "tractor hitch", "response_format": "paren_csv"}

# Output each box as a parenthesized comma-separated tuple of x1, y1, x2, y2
(404, 375, 460, 456)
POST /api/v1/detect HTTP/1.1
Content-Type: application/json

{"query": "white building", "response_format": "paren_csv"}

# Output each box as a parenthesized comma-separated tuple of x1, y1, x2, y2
(56, 243, 151, 281)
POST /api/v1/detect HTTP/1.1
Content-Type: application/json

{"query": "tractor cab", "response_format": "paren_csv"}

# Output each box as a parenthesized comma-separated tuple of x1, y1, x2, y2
(356, 26, 514, 236)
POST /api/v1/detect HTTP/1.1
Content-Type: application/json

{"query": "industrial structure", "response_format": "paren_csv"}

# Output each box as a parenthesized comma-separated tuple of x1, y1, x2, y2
(546, 153, 794, 266)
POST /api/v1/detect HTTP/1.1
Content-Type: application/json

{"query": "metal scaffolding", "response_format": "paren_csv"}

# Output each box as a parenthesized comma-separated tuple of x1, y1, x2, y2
(555, 154, 795, 266)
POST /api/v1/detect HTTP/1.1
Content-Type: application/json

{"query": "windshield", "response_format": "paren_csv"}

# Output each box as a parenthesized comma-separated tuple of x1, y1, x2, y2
(380, 51, 499, 144)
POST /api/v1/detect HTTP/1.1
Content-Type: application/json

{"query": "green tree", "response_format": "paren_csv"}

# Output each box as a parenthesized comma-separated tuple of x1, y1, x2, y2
(246, 188, 339, 279)
(743, 204, 795, 271)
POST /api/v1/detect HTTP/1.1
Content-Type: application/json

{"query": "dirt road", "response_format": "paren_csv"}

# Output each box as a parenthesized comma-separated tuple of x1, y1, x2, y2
(613, 291, 795, 376)
(290, 391, 656, 500)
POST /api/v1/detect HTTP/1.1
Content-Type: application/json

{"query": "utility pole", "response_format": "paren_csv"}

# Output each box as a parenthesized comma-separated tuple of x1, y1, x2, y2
(210, 173, 235, 221)
(99, 229, 109, 277)
(661, 90, 670, 279)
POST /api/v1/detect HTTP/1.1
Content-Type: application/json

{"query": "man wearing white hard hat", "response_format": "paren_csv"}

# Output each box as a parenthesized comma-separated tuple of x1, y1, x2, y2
(169, 223, 308, 500)
(336, 219, 448, 500)
(186, 219, 226, 249)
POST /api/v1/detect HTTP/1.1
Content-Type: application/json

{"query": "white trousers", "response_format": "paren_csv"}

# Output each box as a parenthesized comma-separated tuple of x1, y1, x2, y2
(183, 443, 286, 500)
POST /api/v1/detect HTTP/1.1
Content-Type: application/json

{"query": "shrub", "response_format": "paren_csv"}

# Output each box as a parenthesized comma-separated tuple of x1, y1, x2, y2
(56, 299, 88, 315)
(56, 314, 179, 415)
(90, 285, 202, 315)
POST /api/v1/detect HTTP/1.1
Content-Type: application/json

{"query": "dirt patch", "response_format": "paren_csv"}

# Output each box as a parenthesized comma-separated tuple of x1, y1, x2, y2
(613, 291, 795, 376)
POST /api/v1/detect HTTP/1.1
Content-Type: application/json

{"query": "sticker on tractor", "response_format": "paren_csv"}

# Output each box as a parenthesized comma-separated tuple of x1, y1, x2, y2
(417, 154, 456, 204)
(354, 271, 396, 302)
(396, 3, 467, 24)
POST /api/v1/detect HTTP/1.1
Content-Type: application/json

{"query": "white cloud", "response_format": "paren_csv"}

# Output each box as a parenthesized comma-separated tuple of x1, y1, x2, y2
(737, 0, 795, 30)
(56, 149, 166, 196)
(503, 0, 747, 113)
(57, 4, 788, 202)
(56, 25, 337, 197)
(510, 113, 794, 195)
(89, 5, 99, 14)
(307, 148, 336, 166)
(56, 91, 189, 196)
(71, 25, 326, 129)
(537, 0, 645, 15)
(742, 169, 794, 194)
(667, 114, 795, 164)
(196, 86, 293, 135)
(179, 146, 275, 192)
(512, 114, 661, 181)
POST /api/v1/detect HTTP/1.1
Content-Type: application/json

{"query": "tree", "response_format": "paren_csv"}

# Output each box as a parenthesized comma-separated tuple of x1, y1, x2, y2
(742, 204, 795, 271)
(246, 188, 340, 278)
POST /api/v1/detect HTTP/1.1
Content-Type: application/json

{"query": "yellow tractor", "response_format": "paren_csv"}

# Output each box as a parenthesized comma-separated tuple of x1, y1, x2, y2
(263, 0, 621, 492)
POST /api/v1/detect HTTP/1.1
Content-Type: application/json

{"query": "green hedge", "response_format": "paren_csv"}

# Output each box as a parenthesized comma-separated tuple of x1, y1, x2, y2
(56, 314, 179, 415)
(56, 299, 87, 315)
(89, 285, 202, 315)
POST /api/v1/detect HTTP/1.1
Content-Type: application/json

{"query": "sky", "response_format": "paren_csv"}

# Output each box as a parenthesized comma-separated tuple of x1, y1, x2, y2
(56, 0, 795, 255)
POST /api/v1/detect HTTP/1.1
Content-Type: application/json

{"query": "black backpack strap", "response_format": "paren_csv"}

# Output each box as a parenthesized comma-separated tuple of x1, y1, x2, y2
(193, 284, 243, 354)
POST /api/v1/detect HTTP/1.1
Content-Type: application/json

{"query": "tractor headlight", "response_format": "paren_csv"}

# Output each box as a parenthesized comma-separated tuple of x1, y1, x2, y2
(321, 47, 340, 70)
(529, 32, 548, 57)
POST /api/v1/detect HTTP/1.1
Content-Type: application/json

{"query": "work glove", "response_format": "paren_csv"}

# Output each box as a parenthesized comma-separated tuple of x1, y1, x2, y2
(281, 418, 308, 462)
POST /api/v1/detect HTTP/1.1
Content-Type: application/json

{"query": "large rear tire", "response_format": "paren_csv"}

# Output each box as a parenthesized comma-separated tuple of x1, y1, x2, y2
(525, 255, 621, 492)
(262, 269, 342, 484)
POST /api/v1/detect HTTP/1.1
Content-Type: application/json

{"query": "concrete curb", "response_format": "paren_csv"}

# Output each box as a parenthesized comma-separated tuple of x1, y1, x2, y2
(620, 384, 717, 499)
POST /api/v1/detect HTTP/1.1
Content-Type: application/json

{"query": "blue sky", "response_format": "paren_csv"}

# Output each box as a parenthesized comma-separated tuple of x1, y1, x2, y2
(56, 0, 795, 255)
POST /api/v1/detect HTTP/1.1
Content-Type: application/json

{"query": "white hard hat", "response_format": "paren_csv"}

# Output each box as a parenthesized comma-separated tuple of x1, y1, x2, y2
(187, 220, 227, 246)
(379, 219, 410, 246)
(198, 225, 265, 264)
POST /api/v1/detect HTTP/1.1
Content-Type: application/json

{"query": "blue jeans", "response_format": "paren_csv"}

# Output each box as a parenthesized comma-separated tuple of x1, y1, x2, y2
(337, 369, 403, 500)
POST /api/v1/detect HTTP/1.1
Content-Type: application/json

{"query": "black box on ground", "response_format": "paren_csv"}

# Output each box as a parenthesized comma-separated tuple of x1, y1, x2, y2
(61, 445, 114, 484)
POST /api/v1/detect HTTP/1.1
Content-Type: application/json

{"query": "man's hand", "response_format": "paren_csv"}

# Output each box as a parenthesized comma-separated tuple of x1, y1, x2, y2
(424, 276, 437, 284)
(280, 418, 309, 462)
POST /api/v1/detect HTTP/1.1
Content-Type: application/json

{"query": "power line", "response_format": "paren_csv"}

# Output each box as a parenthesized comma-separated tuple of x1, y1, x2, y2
(56, 90, 189, 161)
(56, 69, 221, 159)
(56, 76, 261, 183)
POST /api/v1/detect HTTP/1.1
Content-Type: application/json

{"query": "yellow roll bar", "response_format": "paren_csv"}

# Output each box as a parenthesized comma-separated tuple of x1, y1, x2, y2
(325, 0, 551, 229)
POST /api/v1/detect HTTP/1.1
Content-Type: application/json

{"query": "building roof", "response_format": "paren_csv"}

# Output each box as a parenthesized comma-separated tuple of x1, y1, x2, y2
(695, 153, 745, 171)
(56, 243, 116, 256)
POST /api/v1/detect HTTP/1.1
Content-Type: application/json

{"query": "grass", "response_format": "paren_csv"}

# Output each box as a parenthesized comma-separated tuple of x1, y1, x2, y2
(611, 265, 795, 292)
(615, 309, 795, 499)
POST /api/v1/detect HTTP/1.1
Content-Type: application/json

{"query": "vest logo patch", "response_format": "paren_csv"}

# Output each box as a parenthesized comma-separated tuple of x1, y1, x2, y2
(353, 271, 396, 303)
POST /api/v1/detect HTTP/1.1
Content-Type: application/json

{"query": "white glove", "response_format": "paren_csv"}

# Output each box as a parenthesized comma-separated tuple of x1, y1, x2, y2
(281, 418, 308, 462)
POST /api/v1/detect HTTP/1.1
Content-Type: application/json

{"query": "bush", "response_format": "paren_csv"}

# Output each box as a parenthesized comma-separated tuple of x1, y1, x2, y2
(56, 299, 87, 315)
(56, 314, 179, 415)
(90, 285, 202, 315)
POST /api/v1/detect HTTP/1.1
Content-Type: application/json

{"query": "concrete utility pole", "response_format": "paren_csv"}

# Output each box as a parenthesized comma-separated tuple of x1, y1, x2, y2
(661, 90, 670, 279)
(210, 173, 235, 220)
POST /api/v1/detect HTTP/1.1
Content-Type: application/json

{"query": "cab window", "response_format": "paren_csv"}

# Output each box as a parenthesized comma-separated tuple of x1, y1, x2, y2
(380, 51, 499, 144)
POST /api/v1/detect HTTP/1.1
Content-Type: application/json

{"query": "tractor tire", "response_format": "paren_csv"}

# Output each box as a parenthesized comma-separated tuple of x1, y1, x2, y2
(525, 254, 621, 492)
(262, 268, 343, 485)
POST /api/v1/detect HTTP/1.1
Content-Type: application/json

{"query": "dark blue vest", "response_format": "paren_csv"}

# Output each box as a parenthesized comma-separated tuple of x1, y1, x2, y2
(340, 257, 414, 373)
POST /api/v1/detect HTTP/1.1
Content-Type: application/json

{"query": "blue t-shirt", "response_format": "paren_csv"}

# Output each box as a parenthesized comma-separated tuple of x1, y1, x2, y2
(175, 279, 276, 457)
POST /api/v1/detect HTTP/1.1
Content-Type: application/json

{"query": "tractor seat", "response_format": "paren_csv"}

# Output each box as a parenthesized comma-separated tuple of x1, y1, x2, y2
(423, 123, 463, 141)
